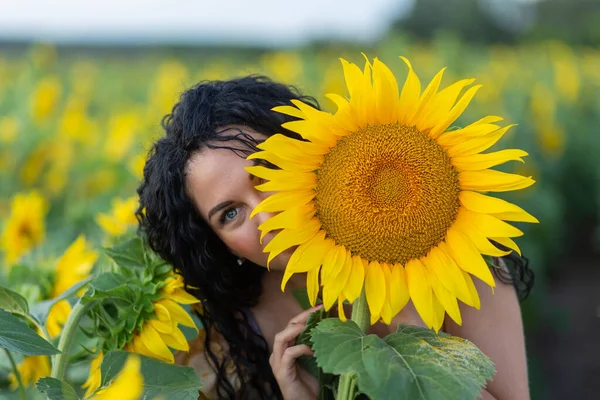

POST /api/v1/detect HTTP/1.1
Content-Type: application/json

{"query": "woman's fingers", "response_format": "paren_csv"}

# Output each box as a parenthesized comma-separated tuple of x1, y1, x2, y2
(289, 304, 323, 325)
(280, 344, 314, 375)
(270, 323, 307, 369)
(270, 304, 323, 370)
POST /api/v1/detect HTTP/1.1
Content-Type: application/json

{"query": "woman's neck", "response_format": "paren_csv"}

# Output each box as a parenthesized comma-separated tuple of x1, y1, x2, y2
(250, 270, 306, 350)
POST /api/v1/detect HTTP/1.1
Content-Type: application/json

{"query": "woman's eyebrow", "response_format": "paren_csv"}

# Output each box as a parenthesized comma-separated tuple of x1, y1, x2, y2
(208, 200, 234, 221)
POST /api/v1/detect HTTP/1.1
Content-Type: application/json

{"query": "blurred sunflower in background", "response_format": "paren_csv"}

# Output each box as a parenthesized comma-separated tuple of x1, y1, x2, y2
(247, 55, 538, 330)
(0, 191, 48, 266)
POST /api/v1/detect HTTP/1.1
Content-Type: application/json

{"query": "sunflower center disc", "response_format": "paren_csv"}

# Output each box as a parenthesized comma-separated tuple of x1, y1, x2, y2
(315, 123, 461, 265)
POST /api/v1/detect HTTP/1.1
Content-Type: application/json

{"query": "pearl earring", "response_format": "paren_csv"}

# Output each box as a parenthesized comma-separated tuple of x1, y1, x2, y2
(237, 258, 245, 266)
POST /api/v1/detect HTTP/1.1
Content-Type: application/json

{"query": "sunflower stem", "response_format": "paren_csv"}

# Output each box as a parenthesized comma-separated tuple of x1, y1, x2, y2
(4, 348, 27, 400)
(350, 288, 370, 334)
(51, 300, 94, 381)
(336, 288, 370, 400)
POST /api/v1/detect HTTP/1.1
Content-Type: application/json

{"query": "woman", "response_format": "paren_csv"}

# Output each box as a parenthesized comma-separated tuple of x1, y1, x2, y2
(137, 75, 534, 400)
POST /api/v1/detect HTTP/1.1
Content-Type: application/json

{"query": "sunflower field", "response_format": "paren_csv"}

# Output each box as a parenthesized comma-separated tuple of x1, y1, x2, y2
(1, 35, 599, 399)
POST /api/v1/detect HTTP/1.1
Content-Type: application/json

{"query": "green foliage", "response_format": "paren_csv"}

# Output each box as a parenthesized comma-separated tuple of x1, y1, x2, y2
(0, 285, 30, 316)
(100, 350, 202, 400)
(0, 308, 59, 356)
(82, 235, 174, 352)
(36, 378, 80, 400)
(30, 277, 93, 324)
(311, 320, 495, 400)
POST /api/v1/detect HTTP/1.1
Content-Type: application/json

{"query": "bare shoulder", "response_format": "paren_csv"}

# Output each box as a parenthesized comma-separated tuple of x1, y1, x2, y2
(444, 264, 530, 400)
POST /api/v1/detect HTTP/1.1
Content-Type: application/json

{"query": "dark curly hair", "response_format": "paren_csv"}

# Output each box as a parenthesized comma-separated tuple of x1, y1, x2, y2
(136, 75, 534, 400)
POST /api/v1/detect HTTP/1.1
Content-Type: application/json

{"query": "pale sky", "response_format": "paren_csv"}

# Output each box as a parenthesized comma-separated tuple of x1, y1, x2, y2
(0, 0, 414, 46)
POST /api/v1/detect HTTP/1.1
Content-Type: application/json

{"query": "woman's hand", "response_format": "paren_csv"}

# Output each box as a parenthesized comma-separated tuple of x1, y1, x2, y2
(270, 305, 321, 400)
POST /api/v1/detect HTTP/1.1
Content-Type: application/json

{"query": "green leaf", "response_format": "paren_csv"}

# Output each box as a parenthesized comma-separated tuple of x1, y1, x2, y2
(311, 320, 495, 400)
(104, 236, 147, 269)
(30, 276, 93, 323)
(83, 272, 137, 303)
(0, 285, 29, 316)
(295, 308, 327, 378)
(100, 350, 202, 400)
(0, 308, 60, 355)
(36, 377, 80, 400)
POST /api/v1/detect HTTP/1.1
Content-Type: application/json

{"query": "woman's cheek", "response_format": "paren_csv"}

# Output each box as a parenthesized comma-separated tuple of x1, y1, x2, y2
(224, 225, 266, 267)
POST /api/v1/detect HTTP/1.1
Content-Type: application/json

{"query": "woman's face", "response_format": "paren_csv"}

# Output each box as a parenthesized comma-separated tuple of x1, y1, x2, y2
(185, 125, 294, 272)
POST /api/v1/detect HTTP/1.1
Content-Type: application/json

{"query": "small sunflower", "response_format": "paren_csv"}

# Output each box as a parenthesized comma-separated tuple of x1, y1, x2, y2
(47, 235, 99, 338)
(83, 273, 198, 396)
(95, 196, 139, 237)
(9, 355, 50, 389)
(0, 191, 48, 265)
(247, 55, 538, 330)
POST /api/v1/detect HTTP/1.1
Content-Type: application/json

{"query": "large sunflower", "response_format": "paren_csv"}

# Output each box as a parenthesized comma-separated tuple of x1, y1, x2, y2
(246, 56, 538, 330)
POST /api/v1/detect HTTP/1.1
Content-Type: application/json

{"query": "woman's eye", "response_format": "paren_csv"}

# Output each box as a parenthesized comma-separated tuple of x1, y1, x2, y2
(221, 207, 240, 224)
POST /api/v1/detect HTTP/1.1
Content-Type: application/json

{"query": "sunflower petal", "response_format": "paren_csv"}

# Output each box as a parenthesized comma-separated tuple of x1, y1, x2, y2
(257, 134, 329, 156)
(342, 256, 366, 303)
(139, 324, 174, 363)
(405, 258, 434, 329)
(258, 205, 316, 243)
(418, 78, 476, 132)
(459, 169, 535, 192)
(380, 263, 394, 325)
(306, 267, 321, 307)
(322, 251, 352, 310)
(282, 231, 332, 291)
(272, 105, 305, 119)
(160, 327, 189, 352)
(264, 219, 321, 267)
(430, 294, 446, 332)
(398, 56, 422, 124)
(156, 299, 197, 331)
(454, 211, 512, 257)
(247, 166, 316, 186)
(320, 245, 348, 285)
(337, 294, 347, 322)
(437, 123, 502, 147)
(429, 274, 462, 326)
(460, 209, 524, 238)
(373, 58, 399, 124)
(452, 149, 529, 172)
(365, 261, 387, 324)
(411, 67, 446, 127)
(459, 191, 539, 223)
(490, 237, 522, 256)
(281, 120, 338, 147)
(422, 246, 472, 306)
(445, 227, 495, 288)
(250, 190, 315, 219)
(461, 270, 481, 309)
(388, 263, 409, 317)
(446, 125, 515, 157)
(430, 84, 482, 138)
(248, 151, 322, 172)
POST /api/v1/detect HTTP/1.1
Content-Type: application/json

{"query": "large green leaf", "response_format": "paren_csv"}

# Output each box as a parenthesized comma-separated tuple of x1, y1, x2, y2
(0, 285, 29, 316)
(311, 320, 494, 400)
(36, 377, 80, 400)
(100, 350, 202, 400)
(0, 308, 60, 356)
